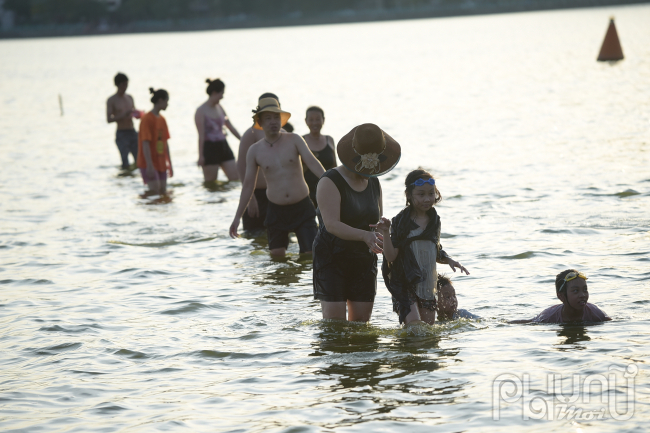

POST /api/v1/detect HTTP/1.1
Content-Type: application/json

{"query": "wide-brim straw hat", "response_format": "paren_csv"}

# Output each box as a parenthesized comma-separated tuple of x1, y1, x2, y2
(253, 97, 291, 130)
(337, 123, 401, 177)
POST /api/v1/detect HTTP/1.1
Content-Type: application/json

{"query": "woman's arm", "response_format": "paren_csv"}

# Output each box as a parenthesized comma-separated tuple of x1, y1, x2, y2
(194, 108, 205, 166)
(224, 117, 241, 140)
(317, 177, 382, 254)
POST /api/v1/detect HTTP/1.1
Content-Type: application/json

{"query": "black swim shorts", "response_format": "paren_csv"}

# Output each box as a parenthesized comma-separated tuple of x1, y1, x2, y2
(242, 188, 269, 232)
(204, 140, 235, 165)
(313, 250, 377, 303)
(265, 196, 317, 253)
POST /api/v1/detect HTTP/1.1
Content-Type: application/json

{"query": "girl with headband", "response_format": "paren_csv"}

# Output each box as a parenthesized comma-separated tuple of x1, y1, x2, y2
(375, 168, 469, 326)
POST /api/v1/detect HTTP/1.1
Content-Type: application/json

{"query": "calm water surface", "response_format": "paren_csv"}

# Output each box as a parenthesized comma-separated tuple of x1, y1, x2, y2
(1, 5, 649, 432)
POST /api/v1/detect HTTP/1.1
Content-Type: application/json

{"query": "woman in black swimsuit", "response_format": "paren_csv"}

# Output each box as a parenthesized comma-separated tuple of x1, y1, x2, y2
(302, 106, 337, 208)
(313, 123, 401, 322)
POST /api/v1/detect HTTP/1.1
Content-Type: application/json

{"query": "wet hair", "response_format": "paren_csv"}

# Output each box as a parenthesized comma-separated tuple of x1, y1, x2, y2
(404, 168, 442, 208)
(283, 121, 294, 133)
(306, 106, 325, 119)
(114, 72, 128, 86)
(149, 88, 169, 104)
(437, 273, 452, 290)
(259, 92, 279, 102)
(555, 268, 580, 294)
(206, 78, 225, 95)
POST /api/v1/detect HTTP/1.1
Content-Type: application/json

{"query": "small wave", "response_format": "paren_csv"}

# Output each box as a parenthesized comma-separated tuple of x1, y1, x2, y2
(586, 189, 641, 198)
(108, 236, 219, 248)
(39, 324, 101, 334)
(114, 349, 148, 359)
(540, 229, 571, 234)
(614, 189, 641, 198)
(91, 403, 129, 413)
(32, 342, 82, 355)
(194, 350, 231, 359)
(498, 251, 539, 259)
(1, 278, 53, 285)
(69, 370, 107, 375)
(160, 302, 210, 315)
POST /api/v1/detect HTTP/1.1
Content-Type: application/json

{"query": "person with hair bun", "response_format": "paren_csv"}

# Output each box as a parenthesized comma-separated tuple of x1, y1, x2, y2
(195, 78, 241, 183)
(137, 88, 173, 195)
(376, 168, 469, 326)
(302, 106, 336, 208)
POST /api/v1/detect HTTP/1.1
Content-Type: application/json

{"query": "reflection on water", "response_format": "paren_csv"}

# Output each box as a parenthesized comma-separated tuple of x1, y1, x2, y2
(555, 324, 592, 348)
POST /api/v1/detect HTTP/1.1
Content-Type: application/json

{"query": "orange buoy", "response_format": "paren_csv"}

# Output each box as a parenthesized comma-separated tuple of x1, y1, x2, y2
(597, 17, 624, 61)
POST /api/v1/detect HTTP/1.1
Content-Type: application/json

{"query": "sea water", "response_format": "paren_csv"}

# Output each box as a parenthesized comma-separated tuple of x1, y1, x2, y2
(0, 4, 649, 432)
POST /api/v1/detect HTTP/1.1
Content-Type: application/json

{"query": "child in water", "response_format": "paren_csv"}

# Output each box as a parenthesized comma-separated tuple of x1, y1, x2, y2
(436, 274, 480, 321)
(510, 269, 611, 323)
(375, 168, 469, 326)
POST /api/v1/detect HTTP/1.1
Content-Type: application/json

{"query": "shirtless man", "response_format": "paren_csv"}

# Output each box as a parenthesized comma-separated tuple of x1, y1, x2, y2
(236, 93, 282, 232)
(106, 72, 139, 169)
(230, 98, 325, 256)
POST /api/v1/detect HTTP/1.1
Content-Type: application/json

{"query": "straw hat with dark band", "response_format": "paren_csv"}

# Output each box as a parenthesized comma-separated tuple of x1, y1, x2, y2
(337, 123, 401, 177)
(252, 97, 291, 130)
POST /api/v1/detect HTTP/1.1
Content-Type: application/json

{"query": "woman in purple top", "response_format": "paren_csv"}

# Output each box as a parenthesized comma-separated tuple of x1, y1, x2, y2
(195, 78, 241, 182)
(511, 269, 611, 324)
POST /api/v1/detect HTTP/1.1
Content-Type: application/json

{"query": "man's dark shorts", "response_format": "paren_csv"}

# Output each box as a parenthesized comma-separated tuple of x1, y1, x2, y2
(116, 129, 138, 169)
(242, 188, 268, 232)
(265, 196, 317, 253)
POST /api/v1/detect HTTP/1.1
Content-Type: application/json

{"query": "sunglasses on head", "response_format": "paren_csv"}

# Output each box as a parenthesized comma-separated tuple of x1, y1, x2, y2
(411, 178, 435, 187)
(557, 271, 588, 293)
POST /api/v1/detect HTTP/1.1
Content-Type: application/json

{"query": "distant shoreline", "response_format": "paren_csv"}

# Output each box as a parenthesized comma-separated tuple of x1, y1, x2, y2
(0, 0, 647, 40)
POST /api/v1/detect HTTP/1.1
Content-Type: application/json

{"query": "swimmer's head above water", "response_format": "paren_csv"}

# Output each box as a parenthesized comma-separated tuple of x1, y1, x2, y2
(436, 274, 457, 320)
(555, 269, 589, 311)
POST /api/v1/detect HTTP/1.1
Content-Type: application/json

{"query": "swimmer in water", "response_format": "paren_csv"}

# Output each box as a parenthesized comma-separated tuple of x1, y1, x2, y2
(510, 269, 612, 324)
(376, 168, 469, 326)
(436, 274, 480, 321)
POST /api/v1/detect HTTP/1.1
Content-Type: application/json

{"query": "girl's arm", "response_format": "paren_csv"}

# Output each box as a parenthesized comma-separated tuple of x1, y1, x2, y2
(166, 143, 173, 177)
(438, 250, 470, 275)
(317, 177, 382, 254)
(142, 140, 155, 175)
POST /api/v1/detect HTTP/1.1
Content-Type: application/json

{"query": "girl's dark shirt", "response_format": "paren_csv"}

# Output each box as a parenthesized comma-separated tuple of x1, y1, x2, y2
(314, 169, 381, 258)
(303, 137, 336, 207)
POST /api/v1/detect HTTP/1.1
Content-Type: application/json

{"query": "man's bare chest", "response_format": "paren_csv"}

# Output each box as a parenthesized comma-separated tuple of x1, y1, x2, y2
(256, 147, 301, 175)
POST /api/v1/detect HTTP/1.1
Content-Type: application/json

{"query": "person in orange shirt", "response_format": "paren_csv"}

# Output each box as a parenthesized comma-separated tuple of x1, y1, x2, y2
(137, 88, 173, 195)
